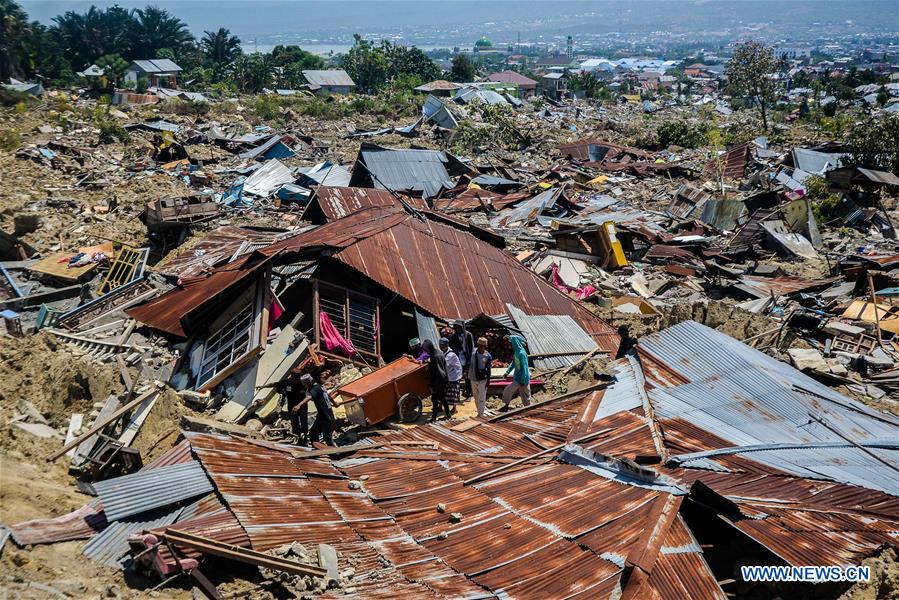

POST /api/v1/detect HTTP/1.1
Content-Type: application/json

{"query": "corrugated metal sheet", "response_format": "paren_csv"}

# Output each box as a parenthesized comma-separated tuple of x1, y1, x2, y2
(506, 303, 598, 369)
(699, 199, 746, 231)
(704, 143, 750, 179)
(666, 184, 710, 220)
(351, 145, 455, 198)
(144, 438, 194, 469)
(637, 321, 899, 495)
(264, 206, 619, 352)
(82, 506, 183, 568)
(93, 461, 214, 522)
(307, 186, 428, 222)
(490, 188, 561, 229)
(732, 274, 840, 299)
(127, 253, 271, 337)
(242, 159, 296, 197)
(561, 194, 667, 233)
(857, 167, 899, 186)
(792, 148, 844, 174)
(131, 59, 181, 73)
(302, 69, 355, 87)
(8, 500, 107, 546)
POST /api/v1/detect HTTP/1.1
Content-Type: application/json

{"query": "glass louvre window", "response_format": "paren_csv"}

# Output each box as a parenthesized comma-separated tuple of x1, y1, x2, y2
(197, 304, 254, 386)
(316, 282, 379, 358)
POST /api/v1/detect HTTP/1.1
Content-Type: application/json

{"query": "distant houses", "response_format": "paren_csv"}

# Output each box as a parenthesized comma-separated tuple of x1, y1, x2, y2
(125, 59, 183, 88)
(485, 70, 538, 98)
(302, 69, 356, 95)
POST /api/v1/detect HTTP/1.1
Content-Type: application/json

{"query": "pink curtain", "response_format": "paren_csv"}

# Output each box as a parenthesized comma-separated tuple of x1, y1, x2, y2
(319, 312, 357, 357)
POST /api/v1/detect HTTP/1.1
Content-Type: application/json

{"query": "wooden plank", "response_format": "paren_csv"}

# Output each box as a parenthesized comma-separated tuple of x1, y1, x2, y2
(46, 385, 162, 462)
(72, 395, 119, 465)
(29, 252, 97, 282)
(117, 392, 160, 446)
(486, 382, 607, 423)
(63, 413, 84, 459)
(162, 529, 326, 578)
(0, 284, 83, 311)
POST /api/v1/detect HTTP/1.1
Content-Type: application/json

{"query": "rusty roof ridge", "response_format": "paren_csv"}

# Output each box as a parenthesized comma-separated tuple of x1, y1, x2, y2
(559, 444, 688, 496)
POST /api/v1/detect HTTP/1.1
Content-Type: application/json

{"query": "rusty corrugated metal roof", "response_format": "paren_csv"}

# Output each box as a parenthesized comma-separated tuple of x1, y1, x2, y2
(306, 186, 428, 222)
(127, 252, 273, 337)
(264, 206, 619, 351)
(8, 500, 107, 546)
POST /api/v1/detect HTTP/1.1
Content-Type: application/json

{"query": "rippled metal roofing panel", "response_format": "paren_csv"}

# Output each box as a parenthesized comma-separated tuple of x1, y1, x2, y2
(302, 69, 355, 87)
(93, 461, 214, 522)
(8, 500, 107, 546)
(354, 146, 455, 198)
(310, 186, 427, 222)
(82, 506, 183, 568)
(637, 321, 899, 494)
(506, 303, 598, 370)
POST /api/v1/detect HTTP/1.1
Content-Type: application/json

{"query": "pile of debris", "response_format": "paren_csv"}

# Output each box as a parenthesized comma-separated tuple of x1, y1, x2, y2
(1, 87, 897, 599)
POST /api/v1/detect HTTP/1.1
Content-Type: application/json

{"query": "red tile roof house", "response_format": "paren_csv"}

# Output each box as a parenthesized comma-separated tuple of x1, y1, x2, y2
(486, 70, 539, 98)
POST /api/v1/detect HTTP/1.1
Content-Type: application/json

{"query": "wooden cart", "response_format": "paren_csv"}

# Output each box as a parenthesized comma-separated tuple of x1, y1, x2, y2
(333, 356, 430, 426)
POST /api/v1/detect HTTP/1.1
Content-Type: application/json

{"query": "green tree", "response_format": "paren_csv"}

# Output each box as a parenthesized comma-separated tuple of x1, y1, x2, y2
(202, 28, 242, 64)
(130, 6, 193, 59)
(96, 53, 128, 88)
(847, 115, 899, 175)
(567, 72, 605, 98)
(52, 5, 134, 69)
(340, 35, 389, 93)
(450, 54, 476, 82)
(0, 0, 30, 80)
(271, 45, 323, 69)
(232, 53, 272, 93)
(341, 35, 439, 94)
(726, 40, 784, 131)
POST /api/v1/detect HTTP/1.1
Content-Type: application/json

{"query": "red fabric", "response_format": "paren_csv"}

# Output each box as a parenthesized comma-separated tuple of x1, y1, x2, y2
(319, 312, 356, 357)
(268, 295, 284, 334)
(550, 263, 598, 300)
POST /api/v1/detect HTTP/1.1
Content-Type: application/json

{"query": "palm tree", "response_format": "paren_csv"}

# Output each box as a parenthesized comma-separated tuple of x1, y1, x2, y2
(52, 5, 133, 69)
(130, 6, 193, 59)
(1, 0, 31, 79)
(201, 28, 241, 64)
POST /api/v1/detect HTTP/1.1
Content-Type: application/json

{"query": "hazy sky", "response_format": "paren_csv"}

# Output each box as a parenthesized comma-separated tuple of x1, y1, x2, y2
(19, 0, 899, 44)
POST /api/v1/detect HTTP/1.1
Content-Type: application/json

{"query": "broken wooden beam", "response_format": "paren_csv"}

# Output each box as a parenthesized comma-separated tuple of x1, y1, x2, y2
(46, 384, 162, 461)
(486, 382, 607, 423)
(0, 284, 84, 311)
(161, 529, 327, 579)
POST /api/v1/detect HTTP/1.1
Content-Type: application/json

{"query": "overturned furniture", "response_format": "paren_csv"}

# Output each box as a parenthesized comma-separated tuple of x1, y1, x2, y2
(145, 196, 220, 231)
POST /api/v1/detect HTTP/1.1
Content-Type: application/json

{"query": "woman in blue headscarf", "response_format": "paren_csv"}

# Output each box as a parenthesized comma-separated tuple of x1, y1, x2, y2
(499, 335, 530, 412)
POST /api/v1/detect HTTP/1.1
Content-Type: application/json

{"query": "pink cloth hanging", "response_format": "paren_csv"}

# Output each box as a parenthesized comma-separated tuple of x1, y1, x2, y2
(319, 312, 357, 357)
(550, 263, 597, 300)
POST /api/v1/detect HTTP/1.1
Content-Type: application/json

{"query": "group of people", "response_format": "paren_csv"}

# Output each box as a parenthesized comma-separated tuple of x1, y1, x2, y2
(409, 320, 532, 419)
(269, 320, 537, 447)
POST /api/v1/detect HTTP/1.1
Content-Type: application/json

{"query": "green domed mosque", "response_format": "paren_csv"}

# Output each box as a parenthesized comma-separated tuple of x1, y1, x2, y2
(474, 36, 492, 52)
